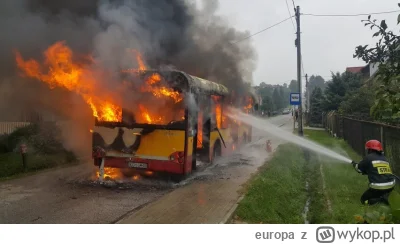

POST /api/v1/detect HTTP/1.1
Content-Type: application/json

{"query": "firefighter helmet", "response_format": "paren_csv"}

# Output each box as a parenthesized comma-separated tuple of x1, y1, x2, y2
(365, 140, 383, 152)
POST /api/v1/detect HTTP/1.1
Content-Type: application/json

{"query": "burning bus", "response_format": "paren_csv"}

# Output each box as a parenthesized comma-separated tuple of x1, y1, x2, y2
(16, 42, 253, 179)
(92, 70, 257, 181)
(13, 41, 256, 181)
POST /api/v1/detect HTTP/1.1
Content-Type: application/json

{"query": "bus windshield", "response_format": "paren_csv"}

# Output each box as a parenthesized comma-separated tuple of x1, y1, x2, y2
(117, 71, 186, 126)
(121, 96, 185, 126)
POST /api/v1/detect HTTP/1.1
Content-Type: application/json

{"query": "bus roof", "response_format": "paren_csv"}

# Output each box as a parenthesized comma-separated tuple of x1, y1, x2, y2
(188, 74, 229, 96)
(139, 70, 229, 96)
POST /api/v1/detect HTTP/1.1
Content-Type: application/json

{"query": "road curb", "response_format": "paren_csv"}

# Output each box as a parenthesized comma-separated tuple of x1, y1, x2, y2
(220, 146, 280, 224)
(219, 195, 245, 224)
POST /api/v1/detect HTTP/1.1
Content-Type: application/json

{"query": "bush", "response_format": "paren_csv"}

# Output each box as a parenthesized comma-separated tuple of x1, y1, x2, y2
(1, 122, 67, 154)
(0, 122, 77, 178)
(0, 133, 8, 153)
(354, 204, 398, 224)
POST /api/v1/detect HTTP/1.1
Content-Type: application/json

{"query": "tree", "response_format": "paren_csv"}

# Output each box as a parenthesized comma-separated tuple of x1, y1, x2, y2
(279, 86, 285, 108)
(259, 82, 267, 88)
(354, 6, 400, 120)
(305, 75, 326, 110)
(310, 75, 326, 90)
(338, 83, 375, 120)
(322, 71, 363, 111)
(272, 88, 281, 110)
(255, 81, 294, 113)
(260, 95, 273, 112)
(289, 80, 298, 93)
(309, 87, 324, 125)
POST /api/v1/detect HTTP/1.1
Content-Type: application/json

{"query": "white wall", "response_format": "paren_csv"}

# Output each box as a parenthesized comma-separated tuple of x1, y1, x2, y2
(370, 63, 379, 77)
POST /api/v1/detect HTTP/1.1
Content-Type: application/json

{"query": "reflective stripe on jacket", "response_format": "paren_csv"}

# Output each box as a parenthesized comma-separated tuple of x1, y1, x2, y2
(355, 153, 396, 190)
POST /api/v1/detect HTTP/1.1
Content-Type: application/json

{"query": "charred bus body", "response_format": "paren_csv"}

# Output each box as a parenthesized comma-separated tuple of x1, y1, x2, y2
(92, 70, 257, 181)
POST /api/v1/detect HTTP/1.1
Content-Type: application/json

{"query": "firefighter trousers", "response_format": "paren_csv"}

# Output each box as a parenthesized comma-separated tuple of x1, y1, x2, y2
(361, 187, 394, 205)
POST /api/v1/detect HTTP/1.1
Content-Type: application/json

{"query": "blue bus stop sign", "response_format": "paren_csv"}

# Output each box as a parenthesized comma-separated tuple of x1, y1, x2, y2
(290, 93, 301, 105)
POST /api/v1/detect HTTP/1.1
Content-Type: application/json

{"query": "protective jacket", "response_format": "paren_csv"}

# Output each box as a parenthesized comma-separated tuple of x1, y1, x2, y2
(355, 152, 396, 190)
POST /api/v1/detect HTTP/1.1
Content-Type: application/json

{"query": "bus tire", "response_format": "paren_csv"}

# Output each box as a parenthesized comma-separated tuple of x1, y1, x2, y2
(211, 141, 222, 163)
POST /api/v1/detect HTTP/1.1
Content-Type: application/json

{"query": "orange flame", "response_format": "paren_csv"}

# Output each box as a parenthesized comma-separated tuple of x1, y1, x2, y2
(15, 41, 184, 124)
(15, 41, 122, 122)
(197, 111, 203, 148)
(123, 51, 184, 124)
(141, 73, 183, 103)
(139, 104, 162, 124)
(135, 50, 146, 72)
(215, 103, 222, 129)
(243, 96, 253, 114)
(95, 168, 122, 179)
(121, 49, 146, 74)
(94, 168, 143, 181)
(212, 95, 222, 129)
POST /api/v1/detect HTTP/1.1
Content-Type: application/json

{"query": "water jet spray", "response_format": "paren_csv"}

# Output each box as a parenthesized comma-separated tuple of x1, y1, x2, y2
(227, 108, 352, 163)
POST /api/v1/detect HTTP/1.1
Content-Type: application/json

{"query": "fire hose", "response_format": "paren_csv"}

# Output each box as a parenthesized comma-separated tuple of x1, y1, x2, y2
(392, 174, 400, 183)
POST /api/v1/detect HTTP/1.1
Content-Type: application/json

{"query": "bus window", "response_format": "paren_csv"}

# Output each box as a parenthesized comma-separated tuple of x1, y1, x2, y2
(211, 95, 223, 129)
(121, 72, 187, 126)
(197, 95, 212, 149)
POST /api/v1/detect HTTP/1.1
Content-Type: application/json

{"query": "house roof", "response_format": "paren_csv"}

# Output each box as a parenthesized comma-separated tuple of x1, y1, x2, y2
(346, 66, 364, 73)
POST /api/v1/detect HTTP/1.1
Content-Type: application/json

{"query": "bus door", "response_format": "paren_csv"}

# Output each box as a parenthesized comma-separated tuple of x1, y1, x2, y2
(196, 94, 212, 163)
(187, 94, 198, 171)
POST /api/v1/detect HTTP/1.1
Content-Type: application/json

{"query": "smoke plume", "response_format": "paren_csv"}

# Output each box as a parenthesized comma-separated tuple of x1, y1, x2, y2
(0, 0, 257, 156)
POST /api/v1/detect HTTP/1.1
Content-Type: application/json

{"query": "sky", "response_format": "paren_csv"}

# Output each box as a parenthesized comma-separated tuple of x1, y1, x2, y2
(212, 0, 399, 86)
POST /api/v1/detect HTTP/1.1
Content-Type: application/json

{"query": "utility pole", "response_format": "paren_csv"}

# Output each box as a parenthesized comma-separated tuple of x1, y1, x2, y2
(292, 93, 295, 131)
(306, 74, 309, 126)
(295, 5, 303, 136)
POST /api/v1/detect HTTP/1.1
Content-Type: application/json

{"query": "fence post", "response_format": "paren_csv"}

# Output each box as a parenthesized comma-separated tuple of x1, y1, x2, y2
(20, 144, 27, 172)
(361, 122, 366, 156)
(340, 116, 344, 138)
(342, 118, 345, 141)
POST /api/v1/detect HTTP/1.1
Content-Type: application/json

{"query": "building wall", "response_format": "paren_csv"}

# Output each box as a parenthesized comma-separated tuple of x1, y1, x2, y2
(370, 62, 379, 77)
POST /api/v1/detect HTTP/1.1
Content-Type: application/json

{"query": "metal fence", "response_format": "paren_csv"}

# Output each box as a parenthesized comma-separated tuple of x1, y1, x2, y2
(0, 122, 31, 135)
(325, 113, 400, 175)
(325, 111, 343, 137)
(0, 121, 74, 135)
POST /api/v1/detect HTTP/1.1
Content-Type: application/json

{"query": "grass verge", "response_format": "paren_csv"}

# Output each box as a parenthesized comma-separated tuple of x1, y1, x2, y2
(234, 143, 307, 223)
(0, 151, 77, 180)
(0, 122, 78, 180)
(233, 129, 399, 224)
(305, 129, 399, 224)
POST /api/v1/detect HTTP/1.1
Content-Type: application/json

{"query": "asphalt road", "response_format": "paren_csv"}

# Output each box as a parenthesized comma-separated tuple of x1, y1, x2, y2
(0, 114, 292, 224)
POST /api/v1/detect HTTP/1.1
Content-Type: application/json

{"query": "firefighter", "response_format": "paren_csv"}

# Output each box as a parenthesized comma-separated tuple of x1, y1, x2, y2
(351, 140, 396, 205)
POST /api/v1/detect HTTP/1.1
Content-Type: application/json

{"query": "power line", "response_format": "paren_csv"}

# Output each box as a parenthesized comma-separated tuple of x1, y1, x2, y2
(233, 16, 294, 44)
(291, 0, 296, 11)
(231, 10, 399, 44)
(286, 0, 296, 31)
(302, 10, 400, 17)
